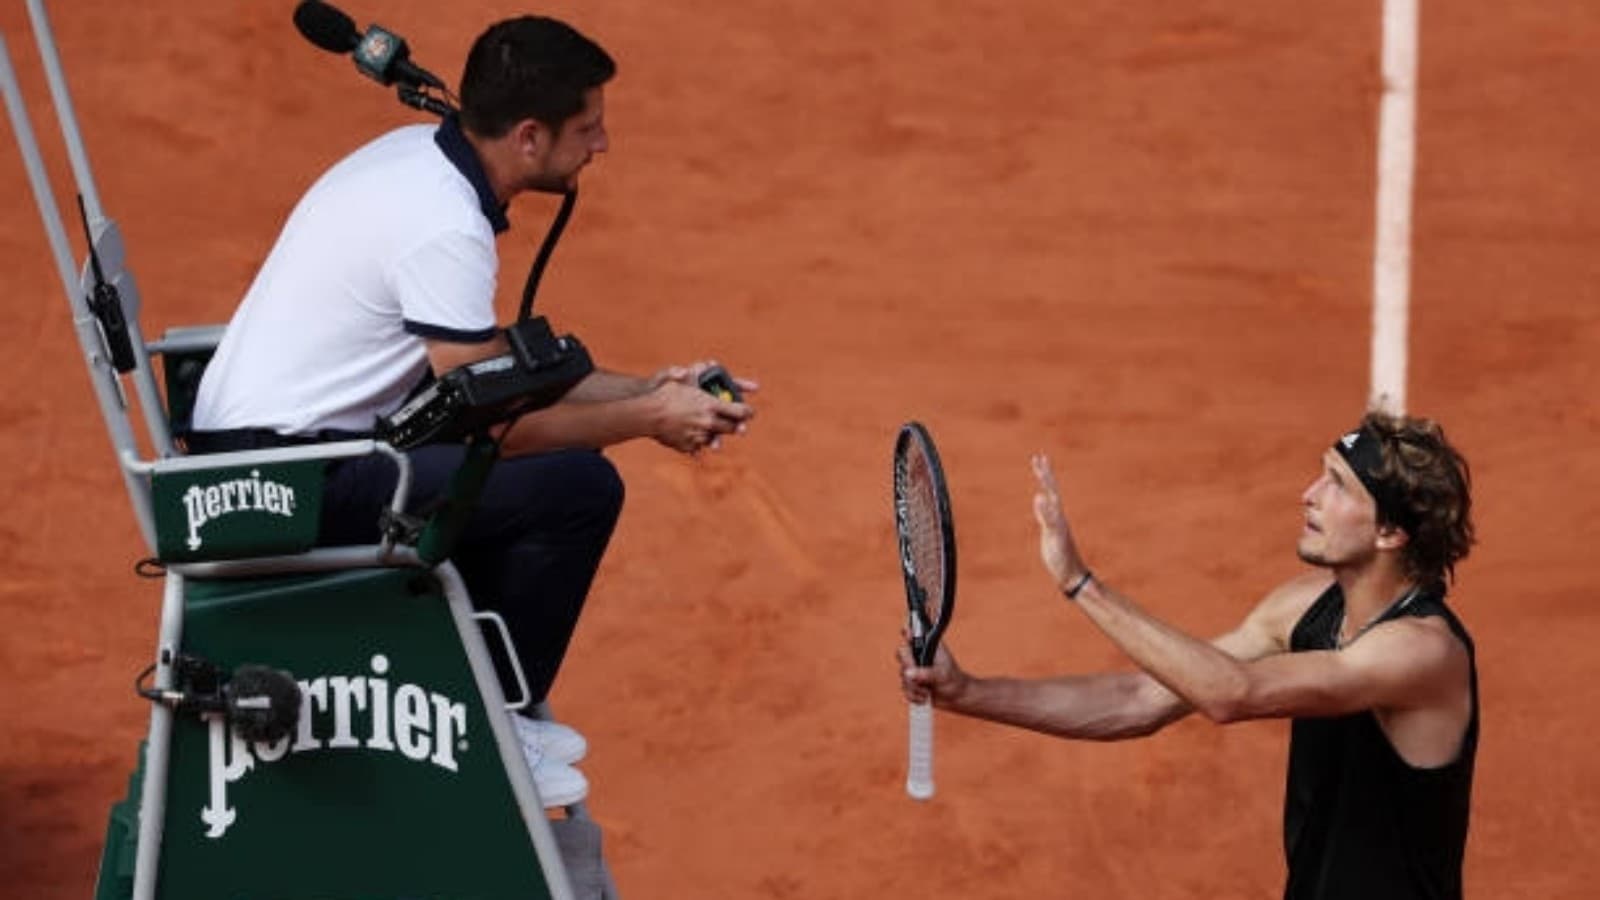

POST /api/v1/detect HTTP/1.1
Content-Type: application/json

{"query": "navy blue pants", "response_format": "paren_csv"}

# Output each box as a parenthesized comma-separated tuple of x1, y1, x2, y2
(319, 445, 624, 703)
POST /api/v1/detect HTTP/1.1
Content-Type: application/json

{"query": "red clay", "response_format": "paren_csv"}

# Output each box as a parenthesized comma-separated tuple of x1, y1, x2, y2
(2, 2, 1598, 897)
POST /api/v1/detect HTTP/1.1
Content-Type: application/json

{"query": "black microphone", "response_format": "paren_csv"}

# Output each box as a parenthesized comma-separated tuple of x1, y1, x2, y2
(226, 664, 303, 743)
(292, 1, 446, 90)
(293, 0, 358, 53)
(353, 23, 447, 90)
(137, 656, 303, 743)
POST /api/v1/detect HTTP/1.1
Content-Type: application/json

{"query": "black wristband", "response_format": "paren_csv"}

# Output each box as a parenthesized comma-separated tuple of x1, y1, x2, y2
(1065, 570, 1094, 599)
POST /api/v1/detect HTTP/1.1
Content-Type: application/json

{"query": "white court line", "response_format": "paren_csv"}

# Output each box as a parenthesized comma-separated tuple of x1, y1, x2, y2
(1370, 0, 1419, 415)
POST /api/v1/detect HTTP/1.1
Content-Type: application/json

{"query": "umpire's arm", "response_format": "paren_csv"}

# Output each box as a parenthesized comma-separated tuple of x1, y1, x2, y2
(422, 338, 752, 455)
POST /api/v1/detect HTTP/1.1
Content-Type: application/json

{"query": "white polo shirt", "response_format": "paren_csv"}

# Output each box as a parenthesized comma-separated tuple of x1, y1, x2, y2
(194, 117, 506, 436)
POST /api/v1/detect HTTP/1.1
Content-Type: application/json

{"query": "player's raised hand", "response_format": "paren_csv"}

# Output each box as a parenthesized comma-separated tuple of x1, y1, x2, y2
(897, 638, 969, 708)
(1031, 453, 1089, 595)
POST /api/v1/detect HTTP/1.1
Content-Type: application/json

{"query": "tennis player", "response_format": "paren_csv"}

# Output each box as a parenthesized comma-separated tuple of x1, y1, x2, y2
(899, 410, 1477, 900)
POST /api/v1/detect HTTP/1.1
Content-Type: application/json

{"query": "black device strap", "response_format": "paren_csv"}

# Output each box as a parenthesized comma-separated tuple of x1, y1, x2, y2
(517, 188, 577, 322)
(75, 195, 137, 373)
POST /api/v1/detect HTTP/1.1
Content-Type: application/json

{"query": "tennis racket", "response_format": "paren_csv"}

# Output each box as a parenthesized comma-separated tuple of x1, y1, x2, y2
(893, 421, 957, 800)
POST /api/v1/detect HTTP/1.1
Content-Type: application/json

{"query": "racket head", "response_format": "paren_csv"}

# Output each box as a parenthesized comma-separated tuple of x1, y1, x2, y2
(893, 421, 957, 667)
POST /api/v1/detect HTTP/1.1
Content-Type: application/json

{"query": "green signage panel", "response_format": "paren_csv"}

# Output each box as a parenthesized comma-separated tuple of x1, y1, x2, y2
(154, 568, 553, 899)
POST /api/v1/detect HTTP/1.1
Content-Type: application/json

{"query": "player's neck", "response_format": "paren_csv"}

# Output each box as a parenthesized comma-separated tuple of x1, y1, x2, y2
(1335, 560, 1415, 630)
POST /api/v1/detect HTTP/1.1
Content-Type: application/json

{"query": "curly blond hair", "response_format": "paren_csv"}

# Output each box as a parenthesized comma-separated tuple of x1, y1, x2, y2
(1362, 411, 1475, 588)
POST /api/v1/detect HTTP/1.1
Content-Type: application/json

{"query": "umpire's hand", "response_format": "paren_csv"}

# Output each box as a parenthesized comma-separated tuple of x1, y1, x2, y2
(650, 358, 760, 397)
(649, 380, 753, 454)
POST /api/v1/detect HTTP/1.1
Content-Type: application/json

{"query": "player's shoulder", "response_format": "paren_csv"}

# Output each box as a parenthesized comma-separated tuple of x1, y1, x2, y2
(1260, 570, 1336, 617)
(1243, 571, 1336, 648)
(1341, 613, 1471, 707)
(1362, 608, 1467, 660)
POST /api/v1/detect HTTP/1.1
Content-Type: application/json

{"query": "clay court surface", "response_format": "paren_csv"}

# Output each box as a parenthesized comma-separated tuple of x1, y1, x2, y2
(2, 1, 1598, 896)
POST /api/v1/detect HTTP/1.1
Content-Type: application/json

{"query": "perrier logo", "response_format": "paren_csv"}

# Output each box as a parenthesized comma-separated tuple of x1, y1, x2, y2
(153, 460, 322, 561)
(181, 469, 298, 551)
(202, 654, 468, 839)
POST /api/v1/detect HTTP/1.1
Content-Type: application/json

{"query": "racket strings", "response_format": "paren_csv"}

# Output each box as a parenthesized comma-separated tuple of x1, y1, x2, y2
(899, 451, 948, 623)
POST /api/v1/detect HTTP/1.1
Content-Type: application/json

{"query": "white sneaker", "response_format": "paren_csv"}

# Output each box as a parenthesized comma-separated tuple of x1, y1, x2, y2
(512, 715, 587, 764)
(517, 735, 590, 808)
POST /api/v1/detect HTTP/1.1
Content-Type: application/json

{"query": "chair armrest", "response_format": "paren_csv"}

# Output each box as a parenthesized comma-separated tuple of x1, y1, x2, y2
(146, 325, 227, 442)
(124, 442, 412, 563)
(146, 324, 227, 356)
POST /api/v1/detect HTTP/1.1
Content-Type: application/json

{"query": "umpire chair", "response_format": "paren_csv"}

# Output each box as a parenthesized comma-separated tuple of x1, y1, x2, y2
(2, 3, 618, 897)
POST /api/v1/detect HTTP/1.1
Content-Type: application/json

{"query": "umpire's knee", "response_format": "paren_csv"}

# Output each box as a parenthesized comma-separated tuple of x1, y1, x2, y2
(560, 450, 625, 533)
(583, 451, 625, 525)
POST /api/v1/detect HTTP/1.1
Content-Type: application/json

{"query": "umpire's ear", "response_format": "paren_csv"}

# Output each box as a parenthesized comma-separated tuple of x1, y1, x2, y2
(510, 118, 552, 159)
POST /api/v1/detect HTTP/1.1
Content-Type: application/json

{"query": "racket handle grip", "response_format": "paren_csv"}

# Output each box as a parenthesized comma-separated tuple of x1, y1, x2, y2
(906, 699, 935, 800)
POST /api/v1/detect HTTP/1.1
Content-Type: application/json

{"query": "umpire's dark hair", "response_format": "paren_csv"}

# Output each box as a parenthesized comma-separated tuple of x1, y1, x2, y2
(459, 16, 615, 138)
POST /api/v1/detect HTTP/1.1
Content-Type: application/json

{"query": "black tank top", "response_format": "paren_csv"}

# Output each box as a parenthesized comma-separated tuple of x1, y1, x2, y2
(1282, 584, 1477, 900)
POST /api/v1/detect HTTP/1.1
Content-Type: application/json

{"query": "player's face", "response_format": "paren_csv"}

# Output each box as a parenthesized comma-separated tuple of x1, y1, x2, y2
(527, 87, 609, 194)
(1297, 450, 1382, 568)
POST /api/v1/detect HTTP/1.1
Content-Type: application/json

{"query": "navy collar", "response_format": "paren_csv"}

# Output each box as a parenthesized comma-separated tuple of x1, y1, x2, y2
(434, 114, 510, 234)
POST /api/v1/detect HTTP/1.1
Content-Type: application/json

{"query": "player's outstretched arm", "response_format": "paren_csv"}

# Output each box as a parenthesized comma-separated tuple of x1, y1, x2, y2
(898, 641, 1186, 741)
(897, 613, 1279, 742)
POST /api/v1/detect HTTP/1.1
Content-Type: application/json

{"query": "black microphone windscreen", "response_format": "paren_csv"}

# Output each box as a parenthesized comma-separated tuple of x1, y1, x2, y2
(227, 664, 302, 744)
(293, 1, 360, 54)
